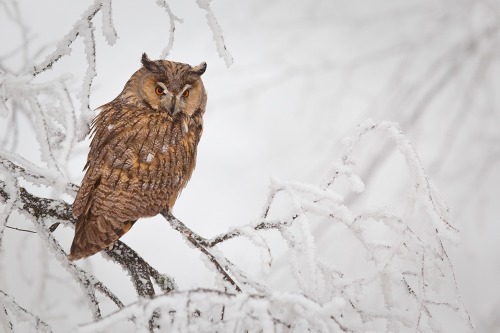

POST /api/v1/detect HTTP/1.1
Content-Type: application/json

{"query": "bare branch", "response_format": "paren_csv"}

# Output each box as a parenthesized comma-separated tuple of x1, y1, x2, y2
(4, 225, 36, 234)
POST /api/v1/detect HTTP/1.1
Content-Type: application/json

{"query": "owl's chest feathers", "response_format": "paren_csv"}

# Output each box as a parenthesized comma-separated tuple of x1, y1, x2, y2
(102, 113, 202, 191)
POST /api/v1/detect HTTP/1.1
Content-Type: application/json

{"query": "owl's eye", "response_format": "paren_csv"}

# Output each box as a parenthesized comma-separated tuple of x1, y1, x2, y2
(155, 86, 164, 95)
(182, 89, 189, 98)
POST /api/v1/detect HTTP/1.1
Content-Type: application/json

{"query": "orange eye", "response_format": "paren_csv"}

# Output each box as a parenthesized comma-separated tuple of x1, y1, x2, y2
(155, 86, 164, 95)
(182, 89, 189, 98)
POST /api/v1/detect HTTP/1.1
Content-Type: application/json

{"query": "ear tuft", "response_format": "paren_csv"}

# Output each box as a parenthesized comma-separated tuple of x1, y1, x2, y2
(141, 53, 158, 72)
(192, 62, 207, 76)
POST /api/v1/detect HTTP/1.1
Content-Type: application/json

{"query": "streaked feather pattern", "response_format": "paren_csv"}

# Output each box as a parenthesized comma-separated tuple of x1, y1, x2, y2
(69, 54, 206, 260)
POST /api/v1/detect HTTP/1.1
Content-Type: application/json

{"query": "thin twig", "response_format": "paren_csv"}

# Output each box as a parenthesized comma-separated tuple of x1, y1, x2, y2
(5, 225, 36, 234)
(161, 211, 242, 292)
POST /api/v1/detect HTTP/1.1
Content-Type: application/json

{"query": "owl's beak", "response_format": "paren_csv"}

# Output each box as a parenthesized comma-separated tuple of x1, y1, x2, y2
(169, 99, 177, 115)
(161, 94, 180, 116)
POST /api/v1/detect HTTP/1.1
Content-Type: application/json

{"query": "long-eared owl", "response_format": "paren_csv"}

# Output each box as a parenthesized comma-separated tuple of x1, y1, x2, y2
(69, 53, 207, 260)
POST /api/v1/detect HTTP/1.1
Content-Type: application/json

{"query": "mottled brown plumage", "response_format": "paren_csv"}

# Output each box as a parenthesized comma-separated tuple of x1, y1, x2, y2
(69, 53, 207, 260)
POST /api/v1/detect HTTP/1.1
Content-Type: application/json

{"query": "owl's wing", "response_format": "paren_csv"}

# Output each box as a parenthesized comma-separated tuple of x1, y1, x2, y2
(72, 103, 152, 215)
(70, 113, 160, 260)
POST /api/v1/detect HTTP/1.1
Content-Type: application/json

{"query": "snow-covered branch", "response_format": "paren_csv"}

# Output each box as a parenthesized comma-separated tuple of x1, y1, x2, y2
(195, 0, 234, 67)
(73, 288, 347, 333)
(0, 290, 52, 333)
(156, 0, 183, 59)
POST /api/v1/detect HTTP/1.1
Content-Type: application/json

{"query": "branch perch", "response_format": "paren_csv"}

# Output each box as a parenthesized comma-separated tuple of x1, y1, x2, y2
(0, 179, 176, 300)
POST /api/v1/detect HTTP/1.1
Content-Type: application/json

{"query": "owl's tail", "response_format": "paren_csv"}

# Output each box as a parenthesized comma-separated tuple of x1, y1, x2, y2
(68, 215, 136, 261)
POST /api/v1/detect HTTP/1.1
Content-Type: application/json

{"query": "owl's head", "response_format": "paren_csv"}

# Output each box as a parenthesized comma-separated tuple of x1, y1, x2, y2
(121, 53, 207, 117)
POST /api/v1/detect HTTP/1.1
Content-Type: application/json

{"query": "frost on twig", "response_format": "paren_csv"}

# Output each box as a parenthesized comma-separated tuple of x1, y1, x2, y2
(100, 0, 118, 46)
(0, 290, 52, 333)
(162, 211, 243, 293)
(195, 0, 234, 67)
(30, 0, 106, 140)
(156, 0, 183, 59)
(0, 73, 78, 171)
(73, 289, 348, 333)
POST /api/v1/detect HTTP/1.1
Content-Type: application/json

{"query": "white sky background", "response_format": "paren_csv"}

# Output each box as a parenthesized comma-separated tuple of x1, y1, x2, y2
(1, 0, 499, 331)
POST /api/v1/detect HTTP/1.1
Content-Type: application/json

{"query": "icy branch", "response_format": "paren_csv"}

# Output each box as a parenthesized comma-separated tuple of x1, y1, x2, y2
(77, 18, 98, 140)
(0, 73, 80, 171)
(331, 119, 459, 239)
(73, 289, 347, 333)
(31, 1, 102, 76)
(29, 0, 107, 140)
(0, 153, 78, 195)
(0, 290, 52, 333)
(156, 0, 183, 59)
(162, 211, 242, 293)
(195, 0, 234, 67)
(100, 0, 118, 45)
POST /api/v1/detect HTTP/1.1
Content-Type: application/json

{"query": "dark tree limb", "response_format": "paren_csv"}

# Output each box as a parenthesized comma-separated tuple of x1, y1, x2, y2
(161, 211, 242, 293)
(0, 179, 176, 301)
(104, 241, 177, 298)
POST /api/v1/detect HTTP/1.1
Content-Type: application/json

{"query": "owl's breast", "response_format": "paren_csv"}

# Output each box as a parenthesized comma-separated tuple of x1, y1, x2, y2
(103, 115, 202, 201)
